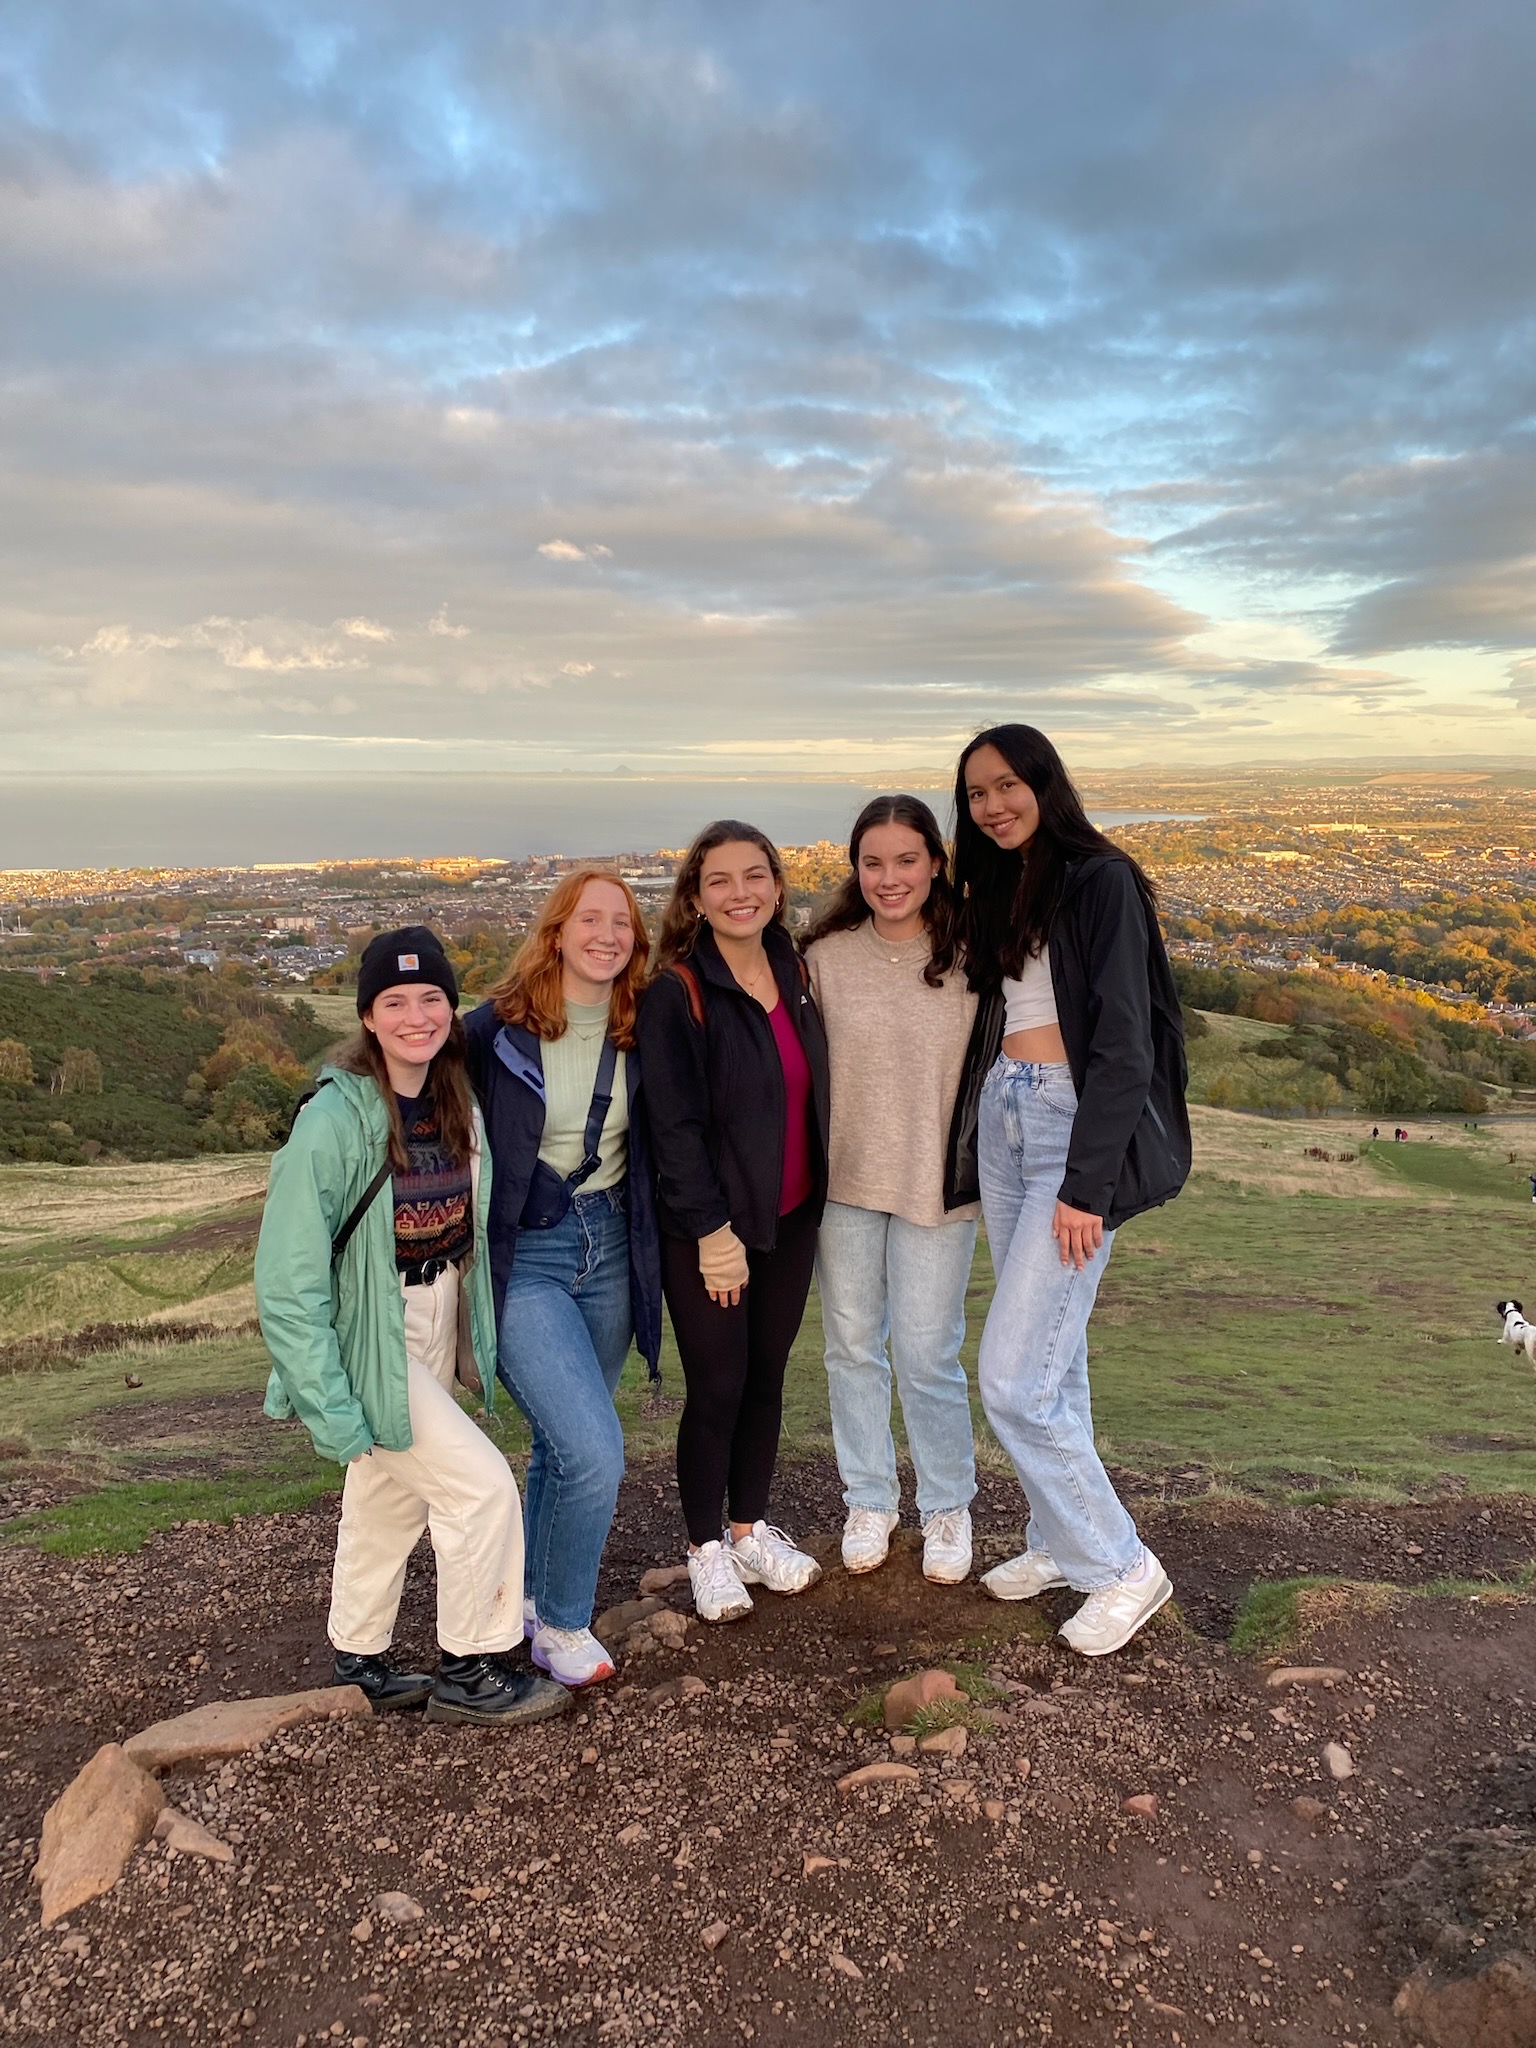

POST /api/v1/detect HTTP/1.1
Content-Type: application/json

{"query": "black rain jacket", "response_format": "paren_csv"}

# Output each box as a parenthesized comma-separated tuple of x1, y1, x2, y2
(945, 852, 1191, 1228)
(636, 921, 831, 1250)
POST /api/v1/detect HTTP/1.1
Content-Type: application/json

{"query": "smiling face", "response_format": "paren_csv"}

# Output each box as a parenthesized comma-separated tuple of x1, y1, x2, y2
(559, 877, 636, 1000)
(857, 821, 940, 940)
(362, 982, 453, 1090)
(694, 839, 781, 944)
(964, 743, 1042, 853)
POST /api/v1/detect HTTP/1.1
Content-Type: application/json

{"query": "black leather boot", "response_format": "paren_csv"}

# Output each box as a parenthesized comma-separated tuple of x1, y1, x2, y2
(425, 1653, 573, 1728)
(333, 1650, 435, 1712)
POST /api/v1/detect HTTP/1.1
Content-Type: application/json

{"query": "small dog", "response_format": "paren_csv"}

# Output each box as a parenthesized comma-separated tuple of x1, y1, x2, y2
(1496, 1299, 1536, 1366)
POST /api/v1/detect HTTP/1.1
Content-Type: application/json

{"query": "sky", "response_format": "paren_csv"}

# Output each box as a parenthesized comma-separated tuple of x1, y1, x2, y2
(4, 0, 1536, 791)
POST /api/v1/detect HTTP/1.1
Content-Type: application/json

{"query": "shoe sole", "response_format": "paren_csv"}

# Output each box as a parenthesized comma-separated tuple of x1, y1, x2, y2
(695, 1599, 754, 1623)
(981, 1574, 1068, 1602)
(361, 1688, 434, 1713)
(842, 1551, 890, 1575)
(423, 1693, 573, 1727)
(923, 1560, 973, 1586)
(530, 1645, 616, 1688)
(1059, 1576, 1174, 1657)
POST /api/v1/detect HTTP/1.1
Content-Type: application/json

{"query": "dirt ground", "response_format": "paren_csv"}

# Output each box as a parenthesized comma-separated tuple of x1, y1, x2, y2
(3, 1442, 1536, 2048)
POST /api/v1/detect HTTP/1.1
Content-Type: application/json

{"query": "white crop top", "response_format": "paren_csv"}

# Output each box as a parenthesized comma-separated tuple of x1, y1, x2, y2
(1002, 946, 1058, 1035)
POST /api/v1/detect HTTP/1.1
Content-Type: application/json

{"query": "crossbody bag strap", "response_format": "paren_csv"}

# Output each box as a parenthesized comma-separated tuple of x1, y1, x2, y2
(331, 1156, 392, 1264)
(565, 1035, 620, 1193)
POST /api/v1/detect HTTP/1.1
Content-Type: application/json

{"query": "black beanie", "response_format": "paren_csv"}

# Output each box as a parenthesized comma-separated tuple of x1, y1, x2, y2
(355, 926, 458, 1016)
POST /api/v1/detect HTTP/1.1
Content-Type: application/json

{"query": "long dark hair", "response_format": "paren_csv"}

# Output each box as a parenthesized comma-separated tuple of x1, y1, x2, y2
(801, 794, 959, 987)
(335, 1011, 477, 1171)
(953, 723, 1155, 987)
(653, 820, 788, 974)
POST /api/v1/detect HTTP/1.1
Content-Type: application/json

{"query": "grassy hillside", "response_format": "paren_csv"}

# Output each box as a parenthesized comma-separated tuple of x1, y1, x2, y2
(6, 1107, 1536, 1550)
(0, 971, 337, 1164)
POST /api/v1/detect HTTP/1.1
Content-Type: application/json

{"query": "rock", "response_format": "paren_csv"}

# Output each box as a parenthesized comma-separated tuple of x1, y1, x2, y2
(882, 1668, 962, 1731)
(350, 1916, 373, 1943)
(803, 1854, 847, 1876)
(645, 1674, 709, 1707)
(580, 1747, 599, 1766)
(123, 1687, 370, 1772)
(984, 1800, 1005, 1821)
(1015, 1757, 1033, 1781)
(700, 1920, 730, 1951)
(1019, 1698, 1063, 1719)
(940, 1778, 974, 1799)
(828, 1953, 863, 1980)
(638, 1565, 692, 1595)
(872, 1643, 899, 1658)
(1290, 1796, 1329, 1822)
(1324, 1741, 1356, 1781)
(648, 1610, 690, 1647)
(917, 1725, 967, 1758)
(374, 1891, 424, 1924)
(1393, 1955, 1536, 2048)
(889, 1735, 916, 1757)
(837, 1762, 921, 1792)
(1121, 1794, 1160, 1819)
(153, 1808, 235, 1864)
(34, 1743, 166, 1928)
(617, 1823, 646, 1846)
(594, 1596, 664, 1640)
(468, 1885, 493, 1902)
(1266, 1666, 1349, 1690)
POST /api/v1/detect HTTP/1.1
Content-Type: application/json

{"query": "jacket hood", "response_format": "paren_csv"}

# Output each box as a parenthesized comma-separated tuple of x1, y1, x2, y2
(308, 1064, 390, 1137)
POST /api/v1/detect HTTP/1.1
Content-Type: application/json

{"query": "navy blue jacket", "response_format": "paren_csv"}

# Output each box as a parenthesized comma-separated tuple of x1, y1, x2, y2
(463, 1001, 663, 1378)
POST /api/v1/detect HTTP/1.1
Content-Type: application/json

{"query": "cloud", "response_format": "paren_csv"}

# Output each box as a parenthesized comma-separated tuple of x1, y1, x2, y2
(336, 616, 393, 641)
(427, 605, 470, 638)
(537, 540, 613, 562)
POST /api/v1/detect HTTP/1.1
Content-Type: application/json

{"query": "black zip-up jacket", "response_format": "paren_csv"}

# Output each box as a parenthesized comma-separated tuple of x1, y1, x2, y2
(637, 921, 831, 1250)
(462, 1002, 663, 1375)
(945, 853, 1191, 1228)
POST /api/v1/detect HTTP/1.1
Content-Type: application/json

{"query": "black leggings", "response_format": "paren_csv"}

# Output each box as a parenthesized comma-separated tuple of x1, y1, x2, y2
(663, 1199, 820, 1547)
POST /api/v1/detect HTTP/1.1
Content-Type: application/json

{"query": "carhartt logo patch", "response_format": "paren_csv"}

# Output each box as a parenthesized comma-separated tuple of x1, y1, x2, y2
(398, 953, 419, 971)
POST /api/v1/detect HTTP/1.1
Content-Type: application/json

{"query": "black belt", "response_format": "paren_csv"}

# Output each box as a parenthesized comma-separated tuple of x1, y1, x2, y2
(401, 1256, 455, 1287)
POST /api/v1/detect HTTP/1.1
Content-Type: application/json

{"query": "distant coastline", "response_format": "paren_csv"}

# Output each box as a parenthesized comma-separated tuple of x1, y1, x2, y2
(0, 775, 1198, 870)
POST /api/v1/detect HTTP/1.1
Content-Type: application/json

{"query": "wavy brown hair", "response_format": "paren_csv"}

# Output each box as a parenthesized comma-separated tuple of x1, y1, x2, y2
(801, 794, 959, 987)
(336, 1011, 477, 1171)
(652, 820, 788, 974)
(488, 868, 650, 1048)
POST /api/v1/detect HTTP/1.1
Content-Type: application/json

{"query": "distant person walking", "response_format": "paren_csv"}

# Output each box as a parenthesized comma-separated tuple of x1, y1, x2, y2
(950, 726, 1192, 1657)
(638, 822, 830, 1623)
(255, 927, 569, 1728)
(803, 796, 980, 1584)
(465, 871, 662, 1689)
(1527, 1171, 1536, 1205)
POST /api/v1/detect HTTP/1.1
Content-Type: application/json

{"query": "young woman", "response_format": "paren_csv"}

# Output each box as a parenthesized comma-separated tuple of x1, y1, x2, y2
(638, 821, 831, 1623)
(803, 796, 980, 1583)
(255, 925, 570, 1727)
(464, 871, 662, 1688)
(950, 727, 1192, 1656)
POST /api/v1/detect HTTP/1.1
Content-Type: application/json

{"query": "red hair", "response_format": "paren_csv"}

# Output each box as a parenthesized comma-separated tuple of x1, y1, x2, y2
(489, 868, 650, 1047)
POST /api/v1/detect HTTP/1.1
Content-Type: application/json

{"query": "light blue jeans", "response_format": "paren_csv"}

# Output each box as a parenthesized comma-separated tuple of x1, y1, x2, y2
(816, 1201, 978, 1523)
(497, 1186, 632, 1632)
(977, 1057, 1143, 1592)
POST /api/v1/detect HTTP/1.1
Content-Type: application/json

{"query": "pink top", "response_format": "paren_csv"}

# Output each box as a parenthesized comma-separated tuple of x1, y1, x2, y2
(768, 996, 815, 1215)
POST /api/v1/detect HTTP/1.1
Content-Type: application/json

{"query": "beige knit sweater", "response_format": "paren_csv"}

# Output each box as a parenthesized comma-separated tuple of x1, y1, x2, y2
(804, 923, 979, 1228)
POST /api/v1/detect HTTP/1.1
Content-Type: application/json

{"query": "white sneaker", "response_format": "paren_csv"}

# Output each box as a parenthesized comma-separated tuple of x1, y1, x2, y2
(1058, 1550, 1173, 1657)
(980, 1548, 1069, 1602)
(688, 1540, 754, 1624)
(921, 1506, 973, 1585)
(531, 1624, 615, 1687)
(842, 1507, 900, 1574)
(728, 1521, 822, 1595)
(523, 1597, 540, 1635)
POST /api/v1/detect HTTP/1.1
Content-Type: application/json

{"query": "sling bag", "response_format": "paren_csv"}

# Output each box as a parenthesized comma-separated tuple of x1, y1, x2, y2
(286, 1079, 392, 1264)
(515, 1034, 620, 1230)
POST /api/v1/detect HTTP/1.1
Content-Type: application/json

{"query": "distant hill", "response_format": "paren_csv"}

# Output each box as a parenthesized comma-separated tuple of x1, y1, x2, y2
(0, 971, 338, 1164)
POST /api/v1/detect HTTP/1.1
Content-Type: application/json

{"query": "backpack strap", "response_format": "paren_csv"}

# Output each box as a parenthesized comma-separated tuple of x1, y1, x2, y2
(565, 1036, 620, 1193)
(286, 1075, 392, 1264)
(669, 961, 707, 1031)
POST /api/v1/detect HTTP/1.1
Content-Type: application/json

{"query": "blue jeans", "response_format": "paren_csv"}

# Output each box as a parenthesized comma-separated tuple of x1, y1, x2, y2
(497, 1186, 633, 1632)
(976, 1058, 1142, 1591)
(816, 1202, 978, 1522)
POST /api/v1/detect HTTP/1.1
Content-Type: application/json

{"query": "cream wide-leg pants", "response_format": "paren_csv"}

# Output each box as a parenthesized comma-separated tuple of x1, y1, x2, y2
(328, 1266, 523, 1658)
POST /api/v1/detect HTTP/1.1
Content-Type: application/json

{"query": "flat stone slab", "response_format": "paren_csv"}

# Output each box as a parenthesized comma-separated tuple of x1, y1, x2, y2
(35, 1743, 166, 1928)
(154, 1808, 235, 1864)
(123, 1686, 370, 1772)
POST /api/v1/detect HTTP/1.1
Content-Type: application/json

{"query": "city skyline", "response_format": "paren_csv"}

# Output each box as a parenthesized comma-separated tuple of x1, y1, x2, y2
(6, 2, 1535, 786)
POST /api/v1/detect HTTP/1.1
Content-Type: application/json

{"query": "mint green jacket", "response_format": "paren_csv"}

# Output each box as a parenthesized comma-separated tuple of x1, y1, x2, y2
(256, 1067, 499, 1465)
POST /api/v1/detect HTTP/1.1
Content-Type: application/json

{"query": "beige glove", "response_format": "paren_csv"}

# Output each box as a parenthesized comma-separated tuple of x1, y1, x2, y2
(698, 1223, 750, 1303)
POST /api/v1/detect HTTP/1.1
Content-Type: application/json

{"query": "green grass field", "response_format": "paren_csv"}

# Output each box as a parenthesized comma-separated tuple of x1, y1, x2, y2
(6, 1106, 1536, 1551)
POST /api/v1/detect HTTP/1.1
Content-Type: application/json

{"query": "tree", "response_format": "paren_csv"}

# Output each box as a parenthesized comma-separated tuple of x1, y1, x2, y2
(0, 1038, 34, 1086)
(55, 1046, 104, 1095)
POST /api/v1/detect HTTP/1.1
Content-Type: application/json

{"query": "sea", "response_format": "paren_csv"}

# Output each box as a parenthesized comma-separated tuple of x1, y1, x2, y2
(0, 776, 1195, 871)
